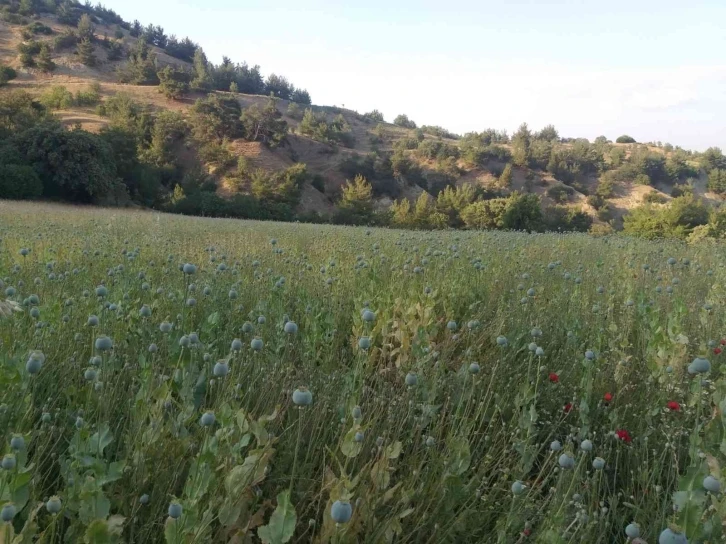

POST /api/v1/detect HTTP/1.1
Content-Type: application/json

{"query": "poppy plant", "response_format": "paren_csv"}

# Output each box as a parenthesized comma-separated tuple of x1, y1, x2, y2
(615, 429, 632, 443)
(667, 401, 680, 411)
(714, 348, 722, 355)
(549, 373, 559, 383)
(563, 402, 573, 413)
(603, 392, 613, 403)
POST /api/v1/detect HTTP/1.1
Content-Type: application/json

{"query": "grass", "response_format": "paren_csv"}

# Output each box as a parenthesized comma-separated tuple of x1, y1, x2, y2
(0, 200, 724, 543)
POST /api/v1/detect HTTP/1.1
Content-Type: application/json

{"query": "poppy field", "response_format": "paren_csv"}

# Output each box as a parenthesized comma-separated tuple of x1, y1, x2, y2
(0, 201, 724, 543)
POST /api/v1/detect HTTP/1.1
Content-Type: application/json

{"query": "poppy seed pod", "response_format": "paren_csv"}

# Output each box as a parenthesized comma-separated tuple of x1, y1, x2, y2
(1, 504, 16, 522)
(1, 454, 16, 470)
(592, 457, 606, 470)
(703, 475, 721, 493)
(511, 481, 525, 495)
(284, 321, 298, 334)
(213, 361, 229, 377)
(182, 264, 196, 275)
(468, 363, 480, 375)
(658, 527, 687, 544)
(10, 435, 25, 451)
(550, 440, 562, 451)
(330, 500, 352, 524)
(358, 337, 371, 350)
(688, 357, 710, 374)
(200, 411, 215, 426)
(95, 336, 113, 351)
(292, 387, 313, 406)
(46, 496, 62, 514)
(168, 502, 183, 519)
(625, 523, 641, 538)
(250, 338, 264, 351)
(405, 372, 418, 387)
(558, 453, 575, 469)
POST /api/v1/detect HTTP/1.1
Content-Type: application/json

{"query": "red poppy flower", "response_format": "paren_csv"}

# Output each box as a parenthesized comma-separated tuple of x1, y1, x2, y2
(603, 392, 613, 403)
(548, 373, 559, 383)
(721, 339, 726, 346)
(615, 429, 632, 443)
(523, 528, 532, 537)
(563, 402, 572, 413)
(714, 348, 722, 355)
(667, 401, 680, 411)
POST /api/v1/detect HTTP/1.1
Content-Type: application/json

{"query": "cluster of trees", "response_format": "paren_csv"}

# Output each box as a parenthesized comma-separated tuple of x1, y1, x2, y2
(2, 0, 312, 103)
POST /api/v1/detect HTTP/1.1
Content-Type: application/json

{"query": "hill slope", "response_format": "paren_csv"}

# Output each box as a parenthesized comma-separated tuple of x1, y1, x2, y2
(0, 2, 723, 234)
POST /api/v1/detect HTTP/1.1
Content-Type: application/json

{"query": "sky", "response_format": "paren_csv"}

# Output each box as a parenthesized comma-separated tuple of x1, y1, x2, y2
(101, 0, 726, 151)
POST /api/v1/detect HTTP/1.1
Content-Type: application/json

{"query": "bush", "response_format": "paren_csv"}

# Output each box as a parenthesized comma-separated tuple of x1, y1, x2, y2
(546, 185, 573, 203)
(393, 114, 416, 129)
(363, 110, 384, 123)
(53, 30, 78, 51)
(0, 164, 43, 199)
(616, 135, 636, 144)
(643, 192, 668, 204)
(25, 22, 53, 35)
(542, 206, 593, 232)
(74, 83, 102, 106)
(311, 174, 325, 193)
(40, 86, 74, 110)
(0, 65, 18, 87)
(420, 125, 459, 139)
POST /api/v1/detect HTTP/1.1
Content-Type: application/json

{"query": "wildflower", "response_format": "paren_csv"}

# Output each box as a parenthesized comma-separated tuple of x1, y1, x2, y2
(615, 429, 632, 443)
(563, 403, 572, 413)
(667, 401, 680, 411)
(603, 392, 613, 403)
(548, 373, 559, 383)
(714, 348, 722, 355)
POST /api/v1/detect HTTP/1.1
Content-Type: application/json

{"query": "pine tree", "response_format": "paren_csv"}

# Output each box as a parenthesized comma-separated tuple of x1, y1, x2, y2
(498, 163, 513, 189)
(157, 66, 191, 100)
(339, 175, 373, 221)
(191, 48, 213, 92)
(229, 81, 239, 94)
(77, 38, 97, 67)
(512, 123, 532, 167)
(36, 44, 56, 73)
(77, 13, 95, 42)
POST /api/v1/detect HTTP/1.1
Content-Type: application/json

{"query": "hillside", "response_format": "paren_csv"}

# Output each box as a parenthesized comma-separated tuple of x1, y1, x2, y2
(1, 1, 725, 236)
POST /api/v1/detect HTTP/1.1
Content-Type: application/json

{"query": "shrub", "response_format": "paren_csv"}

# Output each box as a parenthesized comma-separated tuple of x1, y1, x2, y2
(74, 83, 102, 106)
(0, 164, 43, 199)
(420, 125, 459, 139)
(53, 30, 78, 51)
(0, 65, 18, 87)
(546, 185, 573, 203)
(616, 135, 636, 144)
(40, 86, 75, 110)
(542, 205, 593, 232)
(363, 110, 384, 123)
(393, 114, 416, 129)
(643, 192, 668, 204)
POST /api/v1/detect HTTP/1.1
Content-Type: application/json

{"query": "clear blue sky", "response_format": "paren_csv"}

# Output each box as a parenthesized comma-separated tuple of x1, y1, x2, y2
(102, 0, 726, 150)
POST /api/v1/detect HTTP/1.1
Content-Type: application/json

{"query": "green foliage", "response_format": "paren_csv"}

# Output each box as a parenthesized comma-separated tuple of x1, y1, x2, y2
(117, 40, 158, 85)
(157, 65, 192, 100)
(190, 95, 243, 143)
(0, 64, 18, 86)
(700, 147, 726, 173)
(643, 191, 668, 204)
(534, 124, 559, 141)
(298, 109, 353, 147)
(40, 85, 74, 109)
(393, 114, 416, 129)
(76, 37, 97, 66)
(363, 109, 384, 123)
(707, 169, 726, 194)
(511, 122, 532, 167)
(241, 98, 288, 148)
(74, 83, 102, 106)
(460, 198, 508, 229)
(498, 163, 513, 189)
(416, 139, 459, 162)
(546, 184, 573, 203)
(36, 43, 55, 72)
(336, 174, 373, 223)
(265, 73, 293, 100)
(13, 123, 120, 202)
(77, 13, 94, 42)
(623, 195, 709, 239)
(542, 205, 593, 232)
(420, 125, 459, 139)
(53, 29, 78, 51)
(291, 88, 311, 105)
(286, 102, 301, 119)
(0, 91, 50, 134)
(0, 164, 43, 199)
(616, 135, 636, 144)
